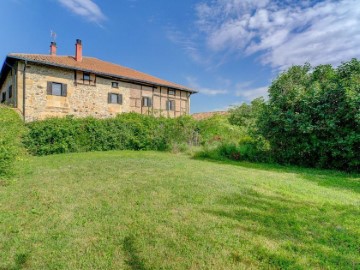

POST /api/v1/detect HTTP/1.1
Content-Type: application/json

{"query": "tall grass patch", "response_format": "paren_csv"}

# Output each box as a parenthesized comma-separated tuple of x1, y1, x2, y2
(197, 114, 244, 145)
(0, 106, 26, 177)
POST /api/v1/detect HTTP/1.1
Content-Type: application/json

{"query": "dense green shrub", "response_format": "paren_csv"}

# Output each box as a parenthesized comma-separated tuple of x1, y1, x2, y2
(195, 136, 271, 163)
(165, 115, 200, 147)
(24, 117, 81, 155)
(24, 113, 201, 156)
(197, 114, 244, 145)
(257, 59, 360, 171)
(0, 106, 26, 177)
(228, 97, 265, 135)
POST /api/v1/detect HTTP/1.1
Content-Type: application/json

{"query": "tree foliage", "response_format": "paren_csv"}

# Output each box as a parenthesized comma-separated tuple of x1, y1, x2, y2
(258, 59, 360, 171)
(228, 97, 266, 134)
(204, 98, 270, 163)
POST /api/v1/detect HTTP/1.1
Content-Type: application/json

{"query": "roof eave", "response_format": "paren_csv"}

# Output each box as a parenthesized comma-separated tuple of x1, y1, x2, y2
(7, 55, 198, 93)
(0, 56, 14, 89)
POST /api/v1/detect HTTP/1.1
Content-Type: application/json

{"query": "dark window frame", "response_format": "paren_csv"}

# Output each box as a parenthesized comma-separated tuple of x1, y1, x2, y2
(83, 72, 91, 81)
(142, 96, 152, 107)
(108, 93, 123, 104)
(47, 82, 67, 97)
(8, 85, 13, 99)
(1, 92, 6, 103)
(111, 82, 119, 88)
(168, 89, 175, 95)
(166, 100, 175, 111)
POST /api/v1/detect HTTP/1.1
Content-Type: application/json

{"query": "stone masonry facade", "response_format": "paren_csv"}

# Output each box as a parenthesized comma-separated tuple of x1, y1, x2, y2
(0, 62, 191, 122)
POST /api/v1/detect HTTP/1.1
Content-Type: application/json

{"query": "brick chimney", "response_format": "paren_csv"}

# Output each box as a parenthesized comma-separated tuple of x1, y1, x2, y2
(50, 42, 57, 56)
(75, 39, 82, 62)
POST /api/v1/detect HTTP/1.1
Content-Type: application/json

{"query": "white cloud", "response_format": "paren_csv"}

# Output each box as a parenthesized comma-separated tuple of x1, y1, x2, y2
(166, 27, 231, 70)
(186, 76, 228, 96)
(58, 0, 106, 24)
(212, 83, 269, 110)
(213, 102, 242, 112)
(195, 0, 360, 69)
(235, 83, 268, 101)
(166, 28, 208, 65)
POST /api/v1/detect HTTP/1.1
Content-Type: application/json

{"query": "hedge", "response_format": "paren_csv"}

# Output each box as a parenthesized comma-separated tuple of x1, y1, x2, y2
(23, 113, 202, 156)
(0, 106, 26, 177)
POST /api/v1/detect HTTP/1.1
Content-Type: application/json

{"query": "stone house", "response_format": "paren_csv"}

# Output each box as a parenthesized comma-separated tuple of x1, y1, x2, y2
(0, 39, 196, 122)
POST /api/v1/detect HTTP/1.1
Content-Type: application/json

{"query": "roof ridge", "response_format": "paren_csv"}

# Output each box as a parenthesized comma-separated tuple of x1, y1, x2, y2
(9, 53, 73, 58)
(5, 53, 196, 92)
(85, 57, 185, 87)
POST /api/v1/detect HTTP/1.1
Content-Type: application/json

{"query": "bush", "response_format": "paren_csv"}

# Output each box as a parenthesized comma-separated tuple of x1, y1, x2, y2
(197, 114, 244, 145)
(258, 59, 360, 171)
(228, 97, 265, 135)
(0, 106, 26, 177)
(23, 113, 201, 156)
(195, 137, 271, 163)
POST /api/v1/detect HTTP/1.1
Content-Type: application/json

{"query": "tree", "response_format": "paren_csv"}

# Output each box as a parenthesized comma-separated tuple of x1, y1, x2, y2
(228, 97, 265, 134)
(257, 59, 360, 171)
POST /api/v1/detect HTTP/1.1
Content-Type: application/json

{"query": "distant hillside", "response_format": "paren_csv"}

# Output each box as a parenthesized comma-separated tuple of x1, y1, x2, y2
(192, 111, 228, 120)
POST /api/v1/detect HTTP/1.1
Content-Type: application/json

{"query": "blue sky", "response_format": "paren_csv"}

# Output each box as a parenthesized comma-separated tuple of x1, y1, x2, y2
(1, 0, 359, 113)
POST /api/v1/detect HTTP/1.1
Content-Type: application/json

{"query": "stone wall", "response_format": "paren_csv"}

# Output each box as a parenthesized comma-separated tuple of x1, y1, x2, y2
(0, 69, 16, 106)
(16, 62, 191, 122)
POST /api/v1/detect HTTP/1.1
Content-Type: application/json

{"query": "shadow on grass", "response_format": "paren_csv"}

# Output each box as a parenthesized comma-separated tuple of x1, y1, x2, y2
(123, 235, 147, 270)
(193, 156, 360, 193)
(205, 189, 360, 269)
(0, 253, 29, 270)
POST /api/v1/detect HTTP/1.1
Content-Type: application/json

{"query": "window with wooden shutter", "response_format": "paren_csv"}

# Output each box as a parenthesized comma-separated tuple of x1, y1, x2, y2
(108, 93, 122, 104)
(166, 100, 175, 111)
(76, 71, 95, 86)
(1, 92, 5, 103)
(118, 94, 123, 104)
(47, 82, 52, 95)
(62, 84, 67, 97)
(142, 97, 152, 107)
(47, 82, 67, 97)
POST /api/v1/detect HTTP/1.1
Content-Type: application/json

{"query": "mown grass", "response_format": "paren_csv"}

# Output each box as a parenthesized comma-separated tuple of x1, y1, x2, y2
(0, 151, 359, 269)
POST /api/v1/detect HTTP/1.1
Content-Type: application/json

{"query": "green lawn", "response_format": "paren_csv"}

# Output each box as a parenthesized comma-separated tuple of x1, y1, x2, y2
(1, 151, 359, 269)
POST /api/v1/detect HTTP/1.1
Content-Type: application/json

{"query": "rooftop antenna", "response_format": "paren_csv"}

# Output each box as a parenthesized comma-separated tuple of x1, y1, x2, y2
(50, 30, 57, 42)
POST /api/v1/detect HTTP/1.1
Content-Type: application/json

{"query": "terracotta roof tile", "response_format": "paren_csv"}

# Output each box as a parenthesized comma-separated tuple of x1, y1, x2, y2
(7, 53, 195, 92)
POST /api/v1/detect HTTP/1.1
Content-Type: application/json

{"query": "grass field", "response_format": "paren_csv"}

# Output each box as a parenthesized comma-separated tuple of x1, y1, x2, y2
(0, 151, 359, 269)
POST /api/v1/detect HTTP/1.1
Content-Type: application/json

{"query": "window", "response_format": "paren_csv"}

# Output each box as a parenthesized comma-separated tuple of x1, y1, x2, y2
(47, 82, 67, 96)
(112, 82, 119, 88)
(74, 72, 95, 86)
(1, 92, 5, 103)
(142, 97, 152, 107)
(166, 100, 175, 111)
(8, 85, 13, 99)
(108, 93, 122, 104)
(52, 83, 62, 96)
(168, 89, 175, 95)
(83, 72, 90, 81)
